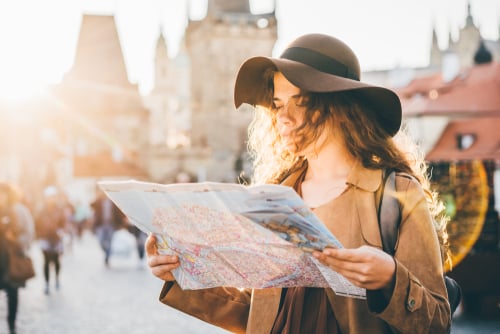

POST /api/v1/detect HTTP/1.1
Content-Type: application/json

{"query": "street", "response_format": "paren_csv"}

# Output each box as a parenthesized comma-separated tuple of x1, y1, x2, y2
(0, 232, 228, 334)
(0, 232, 499, 334)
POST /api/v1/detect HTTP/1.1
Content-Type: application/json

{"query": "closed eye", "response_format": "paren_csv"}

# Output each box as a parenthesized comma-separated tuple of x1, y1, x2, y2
(271, 103, 284, 112)
(272, 94, 304, 112)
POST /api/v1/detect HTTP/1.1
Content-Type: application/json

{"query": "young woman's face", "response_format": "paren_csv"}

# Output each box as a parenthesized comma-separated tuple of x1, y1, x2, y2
(272, 72, 307, 152)
(272, 72, 331, 156)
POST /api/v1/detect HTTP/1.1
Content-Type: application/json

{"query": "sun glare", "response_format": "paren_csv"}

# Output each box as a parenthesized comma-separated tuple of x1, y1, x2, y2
(0, 77, 48, 104)
(0, 0, 69, 105)
(0, 52, 50, 104)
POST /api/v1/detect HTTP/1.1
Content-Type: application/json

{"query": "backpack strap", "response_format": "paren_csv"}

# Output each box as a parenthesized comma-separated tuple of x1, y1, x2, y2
(376, 169, 462, 317)
(377, 169, 401, 255)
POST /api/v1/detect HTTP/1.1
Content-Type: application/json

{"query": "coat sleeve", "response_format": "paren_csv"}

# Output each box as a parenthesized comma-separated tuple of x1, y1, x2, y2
(159, 281, 251, 333)
(368, 175, 451, 333)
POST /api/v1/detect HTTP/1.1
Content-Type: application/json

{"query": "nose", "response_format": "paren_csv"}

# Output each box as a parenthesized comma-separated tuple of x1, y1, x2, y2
(276, 100, 294, 125)
(276, 110, 291, 126)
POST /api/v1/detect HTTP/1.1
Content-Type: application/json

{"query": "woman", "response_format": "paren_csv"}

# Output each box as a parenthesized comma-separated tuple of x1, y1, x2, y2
(146, 34, 451, 333)
(0, 182, 33, 334)
(35, 186, 66, 295)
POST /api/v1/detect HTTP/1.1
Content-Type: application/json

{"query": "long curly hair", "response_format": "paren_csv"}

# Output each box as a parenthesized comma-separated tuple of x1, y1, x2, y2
(247, 69, 450, 265)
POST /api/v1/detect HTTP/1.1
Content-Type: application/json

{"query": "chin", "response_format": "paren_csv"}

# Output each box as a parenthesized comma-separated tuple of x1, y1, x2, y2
(280, 141, 296, 153)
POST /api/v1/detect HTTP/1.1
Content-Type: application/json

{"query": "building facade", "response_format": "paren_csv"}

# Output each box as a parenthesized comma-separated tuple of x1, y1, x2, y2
(146, 0, 277, 182)
(52, 14, 149, 204)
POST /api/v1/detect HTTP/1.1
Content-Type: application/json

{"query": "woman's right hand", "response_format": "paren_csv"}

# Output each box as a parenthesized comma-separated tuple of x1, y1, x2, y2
(145, 234, 180, 281)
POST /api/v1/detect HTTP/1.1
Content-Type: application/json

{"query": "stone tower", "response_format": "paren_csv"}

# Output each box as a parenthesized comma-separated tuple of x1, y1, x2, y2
(145, 28, 191, 150)
(185, 0, 277, 181)
(427, 2, 500, 73)
(54, 14, 148, 175)
(450, 2, 482, 68)
(429, 25, 442, 67)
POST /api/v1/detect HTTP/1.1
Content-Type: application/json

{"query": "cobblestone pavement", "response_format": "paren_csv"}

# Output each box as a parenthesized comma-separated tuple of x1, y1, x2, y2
(0, 232, 228, 334)
(0, 232, 499, 334)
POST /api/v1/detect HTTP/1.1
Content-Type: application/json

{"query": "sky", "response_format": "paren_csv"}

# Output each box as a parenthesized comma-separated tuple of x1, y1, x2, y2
(0, 0, 498, 98)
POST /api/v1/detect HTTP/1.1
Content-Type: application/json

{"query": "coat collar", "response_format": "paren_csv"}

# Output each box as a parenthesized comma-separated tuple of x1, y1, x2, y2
(346, 161, 383, 193)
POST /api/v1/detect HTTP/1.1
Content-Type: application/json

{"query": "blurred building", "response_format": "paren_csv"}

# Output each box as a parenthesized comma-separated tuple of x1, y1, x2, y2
(2, 0, 498, 204)
(1, 1, 275, 206)
(144, 29, 191, 151)
(0, 15, 151, 206)
(363, 2, 500, 91)
(389, 5, 500, 316)
(145, 0, 277, 182)
(55, 15, 149, 160)
(51, 15, 149, 204)
(429, 2, 500, 70)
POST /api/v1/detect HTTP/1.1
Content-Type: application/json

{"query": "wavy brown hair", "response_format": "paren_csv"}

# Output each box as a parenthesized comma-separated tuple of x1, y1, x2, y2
(248, 69, 418, 183)
(247, 69, 450, 266)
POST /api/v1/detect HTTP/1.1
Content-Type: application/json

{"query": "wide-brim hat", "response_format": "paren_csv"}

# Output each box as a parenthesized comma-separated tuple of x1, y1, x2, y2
(234, 33, 401, 136)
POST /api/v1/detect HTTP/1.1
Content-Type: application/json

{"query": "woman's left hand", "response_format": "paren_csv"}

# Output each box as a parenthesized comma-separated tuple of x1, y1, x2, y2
(313, 245, 395, 290)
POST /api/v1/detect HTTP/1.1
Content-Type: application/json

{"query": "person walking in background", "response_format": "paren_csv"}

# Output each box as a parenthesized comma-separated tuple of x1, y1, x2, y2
(145, 33, 451, 333)
(91, 188, 125, 267)
(0, 182, 35, 334)
(10, 185, 35, 252)
(35, 186, 66, 295)
(58, 193, 75, 252)
(72, 200, 91, 239)
(128, 224, 148, 266)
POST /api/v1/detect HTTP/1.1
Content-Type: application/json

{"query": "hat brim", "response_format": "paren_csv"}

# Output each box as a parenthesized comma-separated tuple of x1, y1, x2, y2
(234, 56, 401, 136)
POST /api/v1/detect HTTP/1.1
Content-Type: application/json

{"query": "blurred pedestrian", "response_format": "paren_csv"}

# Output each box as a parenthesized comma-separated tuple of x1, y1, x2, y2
(128, 224, 147, 265)
(59, 193, 75, 252)
(10, 185, 35, 252)
(72, 200, 91, 239)
(0, 182, 35, 334)
(35, 186, 66, 295)
(91, 188, 125, 267)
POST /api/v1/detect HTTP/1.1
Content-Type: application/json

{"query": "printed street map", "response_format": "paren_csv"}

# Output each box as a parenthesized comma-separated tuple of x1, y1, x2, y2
(99, 180, 366, 299)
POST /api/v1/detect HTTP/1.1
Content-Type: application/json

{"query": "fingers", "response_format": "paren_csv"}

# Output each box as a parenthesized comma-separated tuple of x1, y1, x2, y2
(145, 233, 159, 257)
(147, 254, 179, 267)
(322, 247, 367, 262)
(145, 233, 182, 282)
(149, 260, 180, 281)
(316, 246, 384, 264)
(147, 254, 180, 281)
(314, 249, 365, 280)
(313, 246, 396, 290)
(150, 268, 176, 281)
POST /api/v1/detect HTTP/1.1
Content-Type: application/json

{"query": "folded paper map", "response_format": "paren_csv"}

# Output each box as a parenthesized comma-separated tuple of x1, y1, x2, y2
(98, 180, 366, 299)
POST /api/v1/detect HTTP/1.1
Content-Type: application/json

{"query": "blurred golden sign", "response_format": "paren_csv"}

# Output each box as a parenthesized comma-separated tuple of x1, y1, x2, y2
(430, 160, 489, 272)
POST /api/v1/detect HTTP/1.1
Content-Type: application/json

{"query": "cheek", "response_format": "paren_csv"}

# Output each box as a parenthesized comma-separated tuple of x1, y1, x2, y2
(285, 108, 306, 127)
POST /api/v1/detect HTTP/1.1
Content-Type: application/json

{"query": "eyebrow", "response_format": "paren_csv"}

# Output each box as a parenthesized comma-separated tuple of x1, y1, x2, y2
(273, 94, 303, 103)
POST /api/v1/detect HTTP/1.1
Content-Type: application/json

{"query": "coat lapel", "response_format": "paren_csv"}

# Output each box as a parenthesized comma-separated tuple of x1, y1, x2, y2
(247, 288, 282, 334)
(348, 163, 384, 249)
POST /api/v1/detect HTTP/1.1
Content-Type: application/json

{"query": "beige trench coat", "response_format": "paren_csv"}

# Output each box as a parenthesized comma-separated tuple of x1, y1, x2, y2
(159, 163, 451, 333)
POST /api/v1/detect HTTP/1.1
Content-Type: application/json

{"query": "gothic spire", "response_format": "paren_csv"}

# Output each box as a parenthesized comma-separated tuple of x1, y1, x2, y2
(155, 25, 168, 58)
(465, 1, 475, 27)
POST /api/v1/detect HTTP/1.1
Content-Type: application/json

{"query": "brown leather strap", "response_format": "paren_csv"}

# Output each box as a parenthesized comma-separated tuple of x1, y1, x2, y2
(377, 169, 401, 255)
